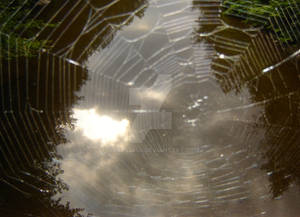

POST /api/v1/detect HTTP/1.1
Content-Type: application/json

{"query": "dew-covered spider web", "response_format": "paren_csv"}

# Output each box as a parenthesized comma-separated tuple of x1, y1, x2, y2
(0, 0, 300, 216)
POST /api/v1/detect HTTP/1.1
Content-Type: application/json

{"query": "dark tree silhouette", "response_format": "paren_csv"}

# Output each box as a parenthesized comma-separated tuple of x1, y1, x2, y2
(0, 0, 149, 216)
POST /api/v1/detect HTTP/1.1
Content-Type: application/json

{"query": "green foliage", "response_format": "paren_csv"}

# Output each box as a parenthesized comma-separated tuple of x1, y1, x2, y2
(0, 0, 55, 59)
(222, 0, 300, 43)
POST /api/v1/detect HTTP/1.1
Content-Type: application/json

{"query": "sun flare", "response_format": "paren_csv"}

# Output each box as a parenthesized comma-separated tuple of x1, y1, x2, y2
(73, 108, 129, 143)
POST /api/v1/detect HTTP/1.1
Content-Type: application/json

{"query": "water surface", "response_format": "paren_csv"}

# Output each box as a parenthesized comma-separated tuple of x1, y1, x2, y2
(0, 0, 300, 216)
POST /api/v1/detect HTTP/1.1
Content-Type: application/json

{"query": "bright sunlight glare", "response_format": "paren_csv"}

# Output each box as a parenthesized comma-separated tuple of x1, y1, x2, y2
(73, 108, 129, 143)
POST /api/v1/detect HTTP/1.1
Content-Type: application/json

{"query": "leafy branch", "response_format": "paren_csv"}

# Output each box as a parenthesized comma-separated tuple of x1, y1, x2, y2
(222, 0, 300, 44)
(0, 0, 55, 59)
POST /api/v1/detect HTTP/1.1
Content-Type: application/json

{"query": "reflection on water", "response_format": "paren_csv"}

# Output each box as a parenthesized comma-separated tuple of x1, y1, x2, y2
(1, 0, 300, 217)
(73, 108, 129, 143)
(0, 52, 88, 216)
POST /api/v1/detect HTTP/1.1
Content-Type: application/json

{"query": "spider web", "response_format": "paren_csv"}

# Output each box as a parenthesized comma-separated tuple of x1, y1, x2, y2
(0, 0, 300, 217)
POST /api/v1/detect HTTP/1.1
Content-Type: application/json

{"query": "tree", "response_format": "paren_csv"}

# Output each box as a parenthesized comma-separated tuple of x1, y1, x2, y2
(0, 0, 55, 59)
